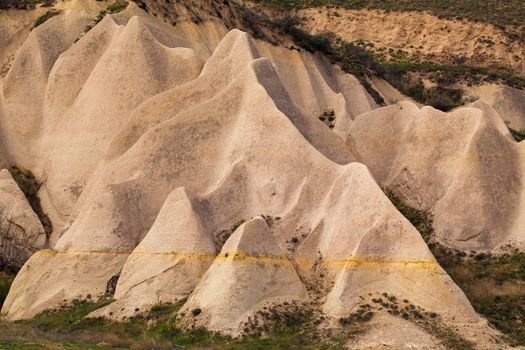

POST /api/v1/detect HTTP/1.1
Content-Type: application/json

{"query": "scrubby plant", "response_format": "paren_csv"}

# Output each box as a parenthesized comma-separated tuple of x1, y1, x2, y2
(8, 166, 52, 236)
(215, 219, 246, 248)
(318, 109, 337, 128)
(107, 0, 128, 13)
(384, 190, 434, 242)
(0, 271, 13, 308)
(34, 8, 61, 28)
(261, 214, 281, 228)
(339, 303, 374, 324)
(83, 0, 129, 34)
(509, 128, 525, 142)
(0, 209, 39, 273)
(423, 86, 464, 112)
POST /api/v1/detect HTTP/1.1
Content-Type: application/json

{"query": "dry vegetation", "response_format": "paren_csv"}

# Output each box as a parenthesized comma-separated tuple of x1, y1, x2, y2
(0, 294, 476, 349)
(0, 271, 13, 309)
(445, 253, 525, 346)
(387, 189, 525, 346)
(235, 9, 525, 110)
(0, 209, 39, 274)
(251, 0, 525, 35)
(34, 8, 61, 28)
(0, 0, 54, 10)
(8, 166, 52, 236)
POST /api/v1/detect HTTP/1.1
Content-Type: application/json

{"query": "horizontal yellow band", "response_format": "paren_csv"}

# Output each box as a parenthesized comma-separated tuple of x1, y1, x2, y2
(34, 249, 439, 270)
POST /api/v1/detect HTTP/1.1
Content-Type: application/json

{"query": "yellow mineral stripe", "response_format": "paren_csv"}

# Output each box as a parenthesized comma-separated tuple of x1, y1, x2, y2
(324, 257, 440, 271)
(35, 249, 440, 270)
(214, 252, 293, 266)
(295, 256, 440, 270)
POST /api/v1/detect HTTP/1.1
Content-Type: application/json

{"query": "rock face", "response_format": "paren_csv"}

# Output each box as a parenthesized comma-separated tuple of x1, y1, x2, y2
(348, 101, 524, 251)
(179, 217, 307, 334)
(0, 169, 46, 270)
(0, 1, 522, 346)
(89, 187, 216, 319)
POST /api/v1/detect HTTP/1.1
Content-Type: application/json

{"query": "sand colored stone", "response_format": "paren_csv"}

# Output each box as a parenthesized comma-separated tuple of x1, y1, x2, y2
(348, 100, 524, 251)
(0, 4, 521, 346)
(179, 217, 308, 335)
(88, 187, 216, 319)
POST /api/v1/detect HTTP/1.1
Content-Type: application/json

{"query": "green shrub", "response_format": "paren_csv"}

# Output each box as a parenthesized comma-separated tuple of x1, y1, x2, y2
(318, 110, 337, 128)
(473, 295, 525, 345)
(288, 27, 332, 53)
(83, 1, 129, 34)
(0, 272, 13, 308)
(34, 8, 61, 28)
(423, 86, 464, 112)
(215, 219, 247, 247)
(107, 0, 128, 13)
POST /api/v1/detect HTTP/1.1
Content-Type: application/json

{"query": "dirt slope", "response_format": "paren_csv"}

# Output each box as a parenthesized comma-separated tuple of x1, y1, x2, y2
(295, 7, 525, 76)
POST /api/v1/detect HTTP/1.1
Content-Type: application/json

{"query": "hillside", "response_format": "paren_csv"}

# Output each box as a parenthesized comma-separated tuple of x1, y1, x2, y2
(0, 0, 524, 349)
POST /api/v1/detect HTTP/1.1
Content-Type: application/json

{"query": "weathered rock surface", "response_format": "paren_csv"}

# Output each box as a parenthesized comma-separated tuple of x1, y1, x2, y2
(89, 187, 216, 319)
(348, 100, 524, 251)
(0, 2, 523, 347)
(178, 217, 308, 334)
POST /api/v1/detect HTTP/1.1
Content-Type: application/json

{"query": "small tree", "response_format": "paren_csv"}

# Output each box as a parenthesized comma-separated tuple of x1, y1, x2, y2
(0, 209, 38, 273)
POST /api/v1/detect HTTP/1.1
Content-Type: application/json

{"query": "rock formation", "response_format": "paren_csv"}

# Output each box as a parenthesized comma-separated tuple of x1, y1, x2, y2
(0, 1, 524, 347)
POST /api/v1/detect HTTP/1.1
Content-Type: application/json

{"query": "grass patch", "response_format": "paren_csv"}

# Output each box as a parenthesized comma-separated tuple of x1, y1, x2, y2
(372, 51, 525, 91)
(445, 253, 525, 346)
(0, 299, 342, 349)
(34, 8, 61, 28)
(473, 295, 525, 345)
(386, 188, 525, 346)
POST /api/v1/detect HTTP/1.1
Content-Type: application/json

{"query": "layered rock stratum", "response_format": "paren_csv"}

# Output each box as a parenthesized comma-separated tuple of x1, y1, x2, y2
(1, 0, 525, 348)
